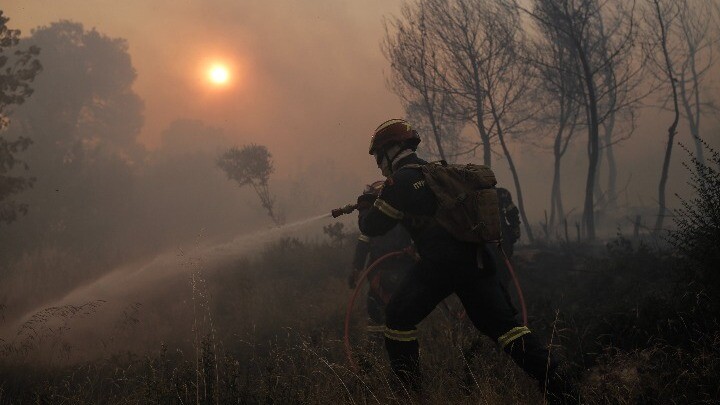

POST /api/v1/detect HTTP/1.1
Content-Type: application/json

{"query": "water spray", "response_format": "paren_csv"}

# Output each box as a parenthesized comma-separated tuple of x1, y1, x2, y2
(4, 212, 335, 336)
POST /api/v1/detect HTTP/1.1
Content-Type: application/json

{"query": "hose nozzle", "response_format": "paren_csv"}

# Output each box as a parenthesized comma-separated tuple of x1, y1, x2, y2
(331, 204, 357, 218)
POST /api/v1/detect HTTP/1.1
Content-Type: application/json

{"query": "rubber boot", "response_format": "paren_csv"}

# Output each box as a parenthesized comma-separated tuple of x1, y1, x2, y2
(385, 338, 422, 394)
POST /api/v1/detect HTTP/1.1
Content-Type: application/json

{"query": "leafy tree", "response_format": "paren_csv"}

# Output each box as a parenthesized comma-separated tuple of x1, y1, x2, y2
(217, 144, 281, 225)
(11, 21, 144, 167)
(0, 10, 42, 225)
(0, 21, 144, 256)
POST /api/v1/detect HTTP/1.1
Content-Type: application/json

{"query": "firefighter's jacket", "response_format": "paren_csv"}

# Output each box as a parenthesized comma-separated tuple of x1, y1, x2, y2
(358, 154, 478, 264)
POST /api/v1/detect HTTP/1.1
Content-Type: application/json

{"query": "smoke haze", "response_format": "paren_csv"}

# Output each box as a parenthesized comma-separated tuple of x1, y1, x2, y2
(5, 0, 718, 223)
(1, 0, 719, 361)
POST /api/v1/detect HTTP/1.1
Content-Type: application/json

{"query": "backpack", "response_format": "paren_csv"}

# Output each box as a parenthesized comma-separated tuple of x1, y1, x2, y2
(406, 161, 502, 243)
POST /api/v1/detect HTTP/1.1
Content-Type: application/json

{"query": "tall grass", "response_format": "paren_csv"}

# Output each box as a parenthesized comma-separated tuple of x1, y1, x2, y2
(1, 205, 719, 404)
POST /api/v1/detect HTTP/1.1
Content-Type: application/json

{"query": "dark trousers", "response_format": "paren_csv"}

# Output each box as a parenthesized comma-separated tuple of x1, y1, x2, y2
(367, 260, 413, 348)
(384, 246, 557, 390)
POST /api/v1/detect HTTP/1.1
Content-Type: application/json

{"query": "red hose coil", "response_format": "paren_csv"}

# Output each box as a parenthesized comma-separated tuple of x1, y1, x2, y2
(499, 245, 528, 326)
(343, 250, 409, 372)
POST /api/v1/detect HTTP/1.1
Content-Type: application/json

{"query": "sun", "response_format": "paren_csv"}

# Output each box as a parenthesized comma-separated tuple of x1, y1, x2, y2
(208, 64, 230, 85)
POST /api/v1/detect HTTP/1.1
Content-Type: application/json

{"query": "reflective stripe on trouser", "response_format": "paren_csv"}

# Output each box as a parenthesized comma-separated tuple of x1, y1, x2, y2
(502, 330, 559, 385)
(384, 327, 418, 342)
(367, 323, 386, 350)
(367, 324, 386, 333)
(497, 326, 531, 349)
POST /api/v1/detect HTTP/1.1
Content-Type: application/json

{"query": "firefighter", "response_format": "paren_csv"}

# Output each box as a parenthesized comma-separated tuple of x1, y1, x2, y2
(356, 119, 568, 400)
(348, 181, 415, 351)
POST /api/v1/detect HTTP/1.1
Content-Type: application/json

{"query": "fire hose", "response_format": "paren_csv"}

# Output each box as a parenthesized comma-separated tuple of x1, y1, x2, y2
(342, 244, 527, 371)
(500, 244, 527, 326)
(343, 248, 413, 371)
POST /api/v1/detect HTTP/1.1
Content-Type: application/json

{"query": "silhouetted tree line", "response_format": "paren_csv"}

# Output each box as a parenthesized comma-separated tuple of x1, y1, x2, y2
(0, 10, 42, 225)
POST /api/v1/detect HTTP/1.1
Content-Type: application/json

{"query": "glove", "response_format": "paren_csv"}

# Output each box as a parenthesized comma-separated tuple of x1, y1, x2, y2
(356, 193, 377, 210)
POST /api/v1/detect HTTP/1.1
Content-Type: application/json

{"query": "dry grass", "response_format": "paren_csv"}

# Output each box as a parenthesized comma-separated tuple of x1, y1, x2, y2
(0, 234, 718, 404)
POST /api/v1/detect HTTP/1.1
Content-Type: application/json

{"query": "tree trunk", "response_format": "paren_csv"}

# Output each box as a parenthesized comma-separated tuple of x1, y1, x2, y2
(598, 12, 618, 214)
(689, 49, 705, 165)
(601, 103, 618, 213)
(549, 122, 567, 228)
(549, 154, 562, 228)
(499, 136, 534, 242)
(678, 59, 705, 166)
(577, 43, 600, 240)
(490, 105, 534, 242)
(423, 94, 447, 162)
(605, 128, 617, 211)
(418, 19, 447, 163)
(594, 135, 604, 211)
(654, 0, 681, 233)
(471, 62, 492, 167)
(474, 115, 492, 168)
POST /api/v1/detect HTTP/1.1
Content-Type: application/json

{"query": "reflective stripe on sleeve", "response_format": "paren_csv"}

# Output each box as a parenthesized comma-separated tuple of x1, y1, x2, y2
(497, 326, 531, 349)
(384, 327, 417, 342)
(374, 199, 404, 220)
(358, 234, 370, 242)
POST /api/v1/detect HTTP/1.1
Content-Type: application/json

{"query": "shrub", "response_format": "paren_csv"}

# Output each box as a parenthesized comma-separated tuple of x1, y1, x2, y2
(669, 139, 720, 293)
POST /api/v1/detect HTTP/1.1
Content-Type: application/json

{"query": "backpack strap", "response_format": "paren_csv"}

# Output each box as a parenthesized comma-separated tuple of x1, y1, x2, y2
(391, 163, 439, 234)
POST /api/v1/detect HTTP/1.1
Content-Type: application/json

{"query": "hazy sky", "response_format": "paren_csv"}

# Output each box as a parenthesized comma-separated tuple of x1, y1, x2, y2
(4, 0, 717, 222)
(6, 0, 404, 178)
